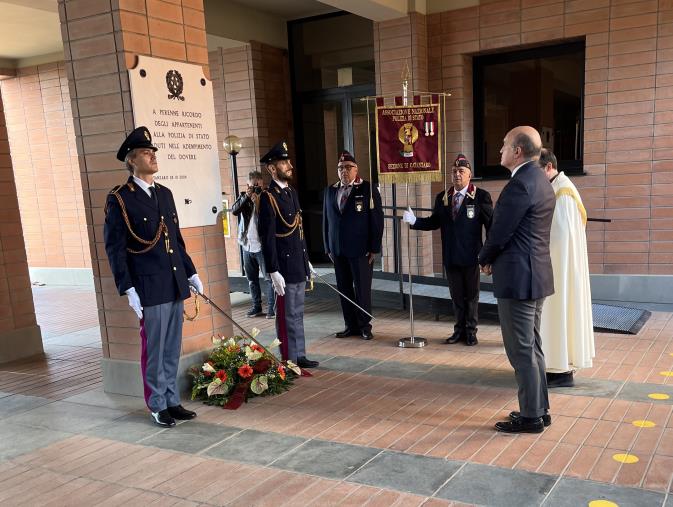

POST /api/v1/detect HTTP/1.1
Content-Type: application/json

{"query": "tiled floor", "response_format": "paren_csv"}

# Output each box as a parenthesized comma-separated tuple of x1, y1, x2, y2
(0, 285, 672, 506)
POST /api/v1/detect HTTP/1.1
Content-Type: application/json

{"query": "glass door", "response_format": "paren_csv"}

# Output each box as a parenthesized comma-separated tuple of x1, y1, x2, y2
(294, 85, 375, 261)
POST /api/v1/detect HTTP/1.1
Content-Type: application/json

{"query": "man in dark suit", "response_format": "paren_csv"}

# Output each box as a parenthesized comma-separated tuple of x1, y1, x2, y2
(322, 151, 384, 340)
(258, 140, 319, 369)
(104, 126, 203, 427)
(402, 154, 493, 346)
(478, 126, 555, 434)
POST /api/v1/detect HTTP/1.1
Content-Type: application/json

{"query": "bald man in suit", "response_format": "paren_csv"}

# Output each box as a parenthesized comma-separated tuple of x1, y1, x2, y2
(479, 126, 555, 434)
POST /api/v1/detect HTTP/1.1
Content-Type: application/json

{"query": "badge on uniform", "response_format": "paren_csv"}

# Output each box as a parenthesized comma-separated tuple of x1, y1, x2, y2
(466, 205, 475, 219)
(355, 199, 364, 212)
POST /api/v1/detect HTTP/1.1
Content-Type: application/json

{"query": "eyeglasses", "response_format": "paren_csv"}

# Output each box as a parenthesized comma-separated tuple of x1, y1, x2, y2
(338, 165, 356, 171)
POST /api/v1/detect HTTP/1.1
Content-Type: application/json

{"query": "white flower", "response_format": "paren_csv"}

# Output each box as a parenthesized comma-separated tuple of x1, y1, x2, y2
(251, 327, 261, 338)
(202, 362, 216, 373)
(286, 360, 301, 375)
(271, 337, 281, 348)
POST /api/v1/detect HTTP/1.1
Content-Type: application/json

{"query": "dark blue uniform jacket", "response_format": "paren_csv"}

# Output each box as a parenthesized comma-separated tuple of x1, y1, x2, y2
(412, 184, 493, 268)
(322, 179, 384, 258)
(104, 176, 196, 307)
(258, 180, 310, 284)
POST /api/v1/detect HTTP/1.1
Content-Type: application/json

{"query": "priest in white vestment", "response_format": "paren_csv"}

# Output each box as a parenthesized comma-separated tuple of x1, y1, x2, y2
(539, 148, 595, 388)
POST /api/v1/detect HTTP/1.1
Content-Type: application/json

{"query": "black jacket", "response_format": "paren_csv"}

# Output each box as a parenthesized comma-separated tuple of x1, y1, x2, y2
(412, 184, 493, 268)
(322, 179, 384, 258)
(478, 161, 555, 300)
(231, 191, 257, 248)
(104, 176, 196, 307)
(258, 180, 310, 284)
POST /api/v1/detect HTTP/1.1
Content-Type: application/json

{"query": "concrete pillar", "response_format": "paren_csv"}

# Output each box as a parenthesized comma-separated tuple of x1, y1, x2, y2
(0, 87, 43, 363)
(58, 0, 232, 396)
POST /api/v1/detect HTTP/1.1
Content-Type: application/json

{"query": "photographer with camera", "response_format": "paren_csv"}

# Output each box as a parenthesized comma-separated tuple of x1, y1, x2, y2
(232, 171, 275, 318)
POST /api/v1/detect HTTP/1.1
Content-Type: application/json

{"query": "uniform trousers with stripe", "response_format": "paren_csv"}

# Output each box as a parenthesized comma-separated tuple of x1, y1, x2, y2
(275, 282, 307, 363)
(140, 300, 184, 413)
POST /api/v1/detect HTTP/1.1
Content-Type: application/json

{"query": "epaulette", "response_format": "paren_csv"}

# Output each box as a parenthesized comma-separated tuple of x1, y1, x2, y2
(109, 184, 124, 196)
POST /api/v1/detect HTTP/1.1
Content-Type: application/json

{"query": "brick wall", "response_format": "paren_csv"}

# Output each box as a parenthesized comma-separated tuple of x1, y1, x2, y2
(1, 63, 89, 270)
(59, 0, 231, 362)
(209, 41, 294, 273)
(375, 13, 436, 276)
(376, 0, 673, 276)
(0, 87, 42, 361)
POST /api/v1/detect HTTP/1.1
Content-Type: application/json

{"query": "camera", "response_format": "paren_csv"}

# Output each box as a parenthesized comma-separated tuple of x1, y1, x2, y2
(252, 185, 262, 194)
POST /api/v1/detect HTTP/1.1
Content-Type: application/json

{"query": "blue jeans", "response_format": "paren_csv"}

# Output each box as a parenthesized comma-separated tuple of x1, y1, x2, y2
(243, 250, 275, 312)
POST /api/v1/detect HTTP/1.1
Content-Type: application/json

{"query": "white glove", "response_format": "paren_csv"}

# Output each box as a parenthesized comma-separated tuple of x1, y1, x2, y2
(188, 273, 203, 294)
(402, 206, 416, 225)
(270, 271, 286, 296)
(308, 261, 316, 276)
(125, 287, 143, 319)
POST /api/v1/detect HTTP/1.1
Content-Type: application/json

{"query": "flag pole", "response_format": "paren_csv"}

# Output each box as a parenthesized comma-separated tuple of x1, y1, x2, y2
(398, 61, 426, 349)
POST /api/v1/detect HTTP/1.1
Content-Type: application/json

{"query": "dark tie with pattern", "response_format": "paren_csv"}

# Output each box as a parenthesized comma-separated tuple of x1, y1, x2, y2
(452, 192, 462, 219)
(149, 186, 156, 200)
(339, 185, 351, 212)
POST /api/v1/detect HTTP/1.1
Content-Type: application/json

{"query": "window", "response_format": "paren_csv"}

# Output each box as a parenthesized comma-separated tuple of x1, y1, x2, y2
(473, 41, 585, 178)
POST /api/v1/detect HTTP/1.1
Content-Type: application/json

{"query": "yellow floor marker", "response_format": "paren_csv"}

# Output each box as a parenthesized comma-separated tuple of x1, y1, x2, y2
(632, 420, 656, 428)
(588, 500, 618, 507)
(612, 453, 639, 464)
(648, 393, 671, 400)
(660, 371, 673, 377)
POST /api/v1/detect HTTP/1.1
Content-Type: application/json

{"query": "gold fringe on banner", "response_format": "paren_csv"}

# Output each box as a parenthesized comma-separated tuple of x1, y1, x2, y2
(379, 171, 443, 184)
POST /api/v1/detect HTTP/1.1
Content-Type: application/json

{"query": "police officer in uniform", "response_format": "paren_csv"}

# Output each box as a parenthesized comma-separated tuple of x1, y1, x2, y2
(322, 151, 384, 340)
(104, 126, 204, 427)
(258, 140, 319, 369)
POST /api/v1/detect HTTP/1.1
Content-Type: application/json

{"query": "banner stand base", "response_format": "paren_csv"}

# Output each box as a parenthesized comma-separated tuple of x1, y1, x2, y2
(398, 337, 427, 348)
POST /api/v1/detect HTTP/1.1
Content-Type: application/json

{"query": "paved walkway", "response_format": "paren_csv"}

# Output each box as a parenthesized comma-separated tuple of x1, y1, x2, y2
(0, 286, 672, 506)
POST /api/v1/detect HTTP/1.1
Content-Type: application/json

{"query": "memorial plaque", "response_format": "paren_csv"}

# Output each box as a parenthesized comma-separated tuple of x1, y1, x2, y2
(129, 55, 222, 227)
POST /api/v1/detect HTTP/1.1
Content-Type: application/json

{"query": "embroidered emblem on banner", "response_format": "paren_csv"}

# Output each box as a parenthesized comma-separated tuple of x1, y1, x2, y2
(166, 70, 185, 101)
(466, 205, 475, 219)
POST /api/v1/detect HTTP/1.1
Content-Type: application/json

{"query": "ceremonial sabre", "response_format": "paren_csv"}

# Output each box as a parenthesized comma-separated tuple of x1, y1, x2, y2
(191, 290, 282, 365)
(309, 268, 376, 321)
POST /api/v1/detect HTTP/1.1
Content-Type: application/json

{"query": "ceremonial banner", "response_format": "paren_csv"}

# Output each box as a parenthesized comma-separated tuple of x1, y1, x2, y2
(129, 55, 222, 227)
(376, 101, 442, 183)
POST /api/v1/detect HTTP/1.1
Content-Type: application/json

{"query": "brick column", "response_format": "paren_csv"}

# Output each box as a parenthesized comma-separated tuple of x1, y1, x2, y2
(0, 88, 43, 363)
(210, 41, 294, 273)
(58, 0, 232, 396)
(374, 12, 435, 276)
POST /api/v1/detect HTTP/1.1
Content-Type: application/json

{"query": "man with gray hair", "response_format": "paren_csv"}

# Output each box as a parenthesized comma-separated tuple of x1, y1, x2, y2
(479, 126, 555, 434)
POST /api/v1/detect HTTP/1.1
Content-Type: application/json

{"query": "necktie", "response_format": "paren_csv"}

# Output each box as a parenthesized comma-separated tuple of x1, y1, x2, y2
(149, 186, 156, 200)
(339, 185, 350, 212)
(452, 192, 462, 219)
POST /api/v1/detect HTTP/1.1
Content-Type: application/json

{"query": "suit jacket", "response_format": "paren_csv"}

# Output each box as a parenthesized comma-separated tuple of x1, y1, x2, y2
(104, 176, 196, 307)
(322, 179, 384, 258)
(412, 184, 493, 268)
(258, 180, 310, 284)
(478, 160, 555, 300)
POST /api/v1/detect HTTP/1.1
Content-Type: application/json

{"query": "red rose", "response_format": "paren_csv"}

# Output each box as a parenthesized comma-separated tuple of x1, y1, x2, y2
(216, 370, 227, 382)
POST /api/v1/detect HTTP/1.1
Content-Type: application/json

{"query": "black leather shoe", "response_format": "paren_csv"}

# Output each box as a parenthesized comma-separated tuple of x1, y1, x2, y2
(150, 409, 176, 427)
(361, 330, 374, 340)
(465, 334, 478, 346)
(168, 405, 197, 420)
(445, 331, 463, 344)
(335, 329, 358, 338)
(246, 307, 263, 317)
(495, 417, 544, 433)
(547, 371, 574, 388)
(509, 411, 551, 427)
(297, 356, 319, 368)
